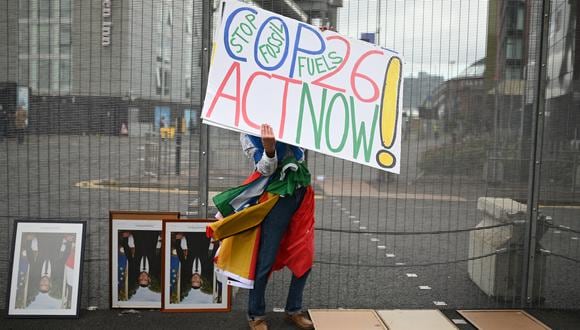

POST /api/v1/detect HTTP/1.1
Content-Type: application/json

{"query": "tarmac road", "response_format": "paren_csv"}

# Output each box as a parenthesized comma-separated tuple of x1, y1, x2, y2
(0, 133, 578, 312)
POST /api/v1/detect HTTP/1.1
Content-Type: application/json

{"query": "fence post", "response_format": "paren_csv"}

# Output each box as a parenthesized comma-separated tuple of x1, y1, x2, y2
(521, 0, 550, 307)
(197, 0, 213, 218)
(175, 116, 182, 176)
(144, 135, 158, 177)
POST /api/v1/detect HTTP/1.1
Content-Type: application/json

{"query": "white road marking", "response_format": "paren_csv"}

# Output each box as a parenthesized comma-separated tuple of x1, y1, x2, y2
(452, 319, 467, 325)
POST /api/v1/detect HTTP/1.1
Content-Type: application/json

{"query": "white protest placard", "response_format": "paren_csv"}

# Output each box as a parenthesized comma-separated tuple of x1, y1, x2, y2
(202, 0, 404, 173)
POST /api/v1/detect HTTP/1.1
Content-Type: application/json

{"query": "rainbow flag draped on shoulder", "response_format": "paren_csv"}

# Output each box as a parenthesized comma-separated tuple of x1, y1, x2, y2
(206, 157, 315, 289)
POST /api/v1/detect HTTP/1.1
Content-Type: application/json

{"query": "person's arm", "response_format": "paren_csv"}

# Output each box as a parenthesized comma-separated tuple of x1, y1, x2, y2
(120, 232, 135, 260)
(240, 124, 278, 176)
(175, 234, 188, 262)
(241, 134, 277, 176)
(25, 234, 38, 264)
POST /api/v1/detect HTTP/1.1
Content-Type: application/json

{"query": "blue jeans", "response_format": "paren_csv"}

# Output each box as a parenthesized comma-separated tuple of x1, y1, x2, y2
(248, 187, 311, 319)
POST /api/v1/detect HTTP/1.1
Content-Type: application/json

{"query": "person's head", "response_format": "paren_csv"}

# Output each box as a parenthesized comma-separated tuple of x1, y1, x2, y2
(39, 276, 51, 293)
(138, 271, 151, 287)
(191, 273, 203, 289)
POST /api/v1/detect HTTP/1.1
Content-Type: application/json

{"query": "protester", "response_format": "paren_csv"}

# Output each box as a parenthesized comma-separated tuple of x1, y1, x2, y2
(14, 105, 28, 144)
(0, 105, 8, 140)
(208, 124, 315, 330)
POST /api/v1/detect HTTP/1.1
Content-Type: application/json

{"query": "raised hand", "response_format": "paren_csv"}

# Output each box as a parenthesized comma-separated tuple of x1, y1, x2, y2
(261, 124, 276, 158)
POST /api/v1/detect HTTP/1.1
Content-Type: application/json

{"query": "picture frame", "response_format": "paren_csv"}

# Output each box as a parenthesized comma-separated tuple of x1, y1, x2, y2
(6, 220, 86, 318)
(161, 219, 231, 312)
(109, 211, 180, 309)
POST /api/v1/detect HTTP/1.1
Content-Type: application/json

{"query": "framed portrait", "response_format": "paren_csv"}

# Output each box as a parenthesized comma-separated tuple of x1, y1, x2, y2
(109, 211, 180, 309)
(162, 220, 230, 312)
(6, 220, 86, 318)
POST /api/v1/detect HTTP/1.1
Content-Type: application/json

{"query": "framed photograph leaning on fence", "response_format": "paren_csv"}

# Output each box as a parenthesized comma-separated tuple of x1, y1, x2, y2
(162, 219, 230, 312)
(109, 211, 180, 309)
(6, 220, 86, 318)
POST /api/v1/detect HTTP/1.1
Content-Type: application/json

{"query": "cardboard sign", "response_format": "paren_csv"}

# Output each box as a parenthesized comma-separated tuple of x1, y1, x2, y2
(202, 0, 404, 173)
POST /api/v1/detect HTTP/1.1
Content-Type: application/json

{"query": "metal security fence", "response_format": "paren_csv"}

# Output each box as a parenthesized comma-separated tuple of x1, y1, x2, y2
(0, 0, 579, 312)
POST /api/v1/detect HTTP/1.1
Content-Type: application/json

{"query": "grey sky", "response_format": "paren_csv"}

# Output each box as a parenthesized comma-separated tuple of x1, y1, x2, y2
(337, 0, 490, 79)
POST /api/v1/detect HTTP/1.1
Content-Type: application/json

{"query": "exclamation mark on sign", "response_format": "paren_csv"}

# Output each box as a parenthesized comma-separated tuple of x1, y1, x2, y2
(376, 56, 402, 168)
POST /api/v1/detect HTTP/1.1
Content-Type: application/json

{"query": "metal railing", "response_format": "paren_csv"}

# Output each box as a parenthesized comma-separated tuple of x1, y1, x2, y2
(0, 0, 578, 311)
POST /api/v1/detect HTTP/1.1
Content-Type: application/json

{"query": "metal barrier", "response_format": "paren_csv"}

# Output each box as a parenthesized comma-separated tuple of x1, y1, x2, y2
(0, 0, 579, 312)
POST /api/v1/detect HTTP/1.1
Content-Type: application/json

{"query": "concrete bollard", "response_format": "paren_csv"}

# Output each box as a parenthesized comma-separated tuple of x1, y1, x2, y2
(468, 197, 546, 302)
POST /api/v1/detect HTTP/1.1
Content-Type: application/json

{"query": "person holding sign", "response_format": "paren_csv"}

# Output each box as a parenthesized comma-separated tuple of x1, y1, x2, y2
(207, 124, 315, 330)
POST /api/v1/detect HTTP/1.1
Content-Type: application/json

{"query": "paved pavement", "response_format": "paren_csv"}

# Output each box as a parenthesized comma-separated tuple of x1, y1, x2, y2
(2, 308, 580, 329)
(0, 132, 579, 314)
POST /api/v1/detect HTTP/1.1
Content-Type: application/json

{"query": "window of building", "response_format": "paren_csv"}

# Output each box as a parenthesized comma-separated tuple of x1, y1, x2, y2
(554, 9, 563, 34)
(506, 37, 523, 60)
(162, 37, 172, 63)
(52, 24, 60, 54)
(505, 66, 522, 80)
(516, 5, 524, 31)
(156, 67, 163, 95)
(50, 60, 60, 93)
(164, 71, 171, 95)
(60, 59, 71, 90)
(39, 0, 51, 18)
(18, 60, 29, 81)
(185, 17, 192, 35)
(507, 3, 525, 32)
(19, 0, 29, 19)
(50, 0, 60, 18)
(29, 59, 38, 91)
(60, 0, 72, 19)
(60, 23, 71, 55)
(167, 9, 173, 26)
(185, 77, 191, 98)
(19, 23, 29, 54)
(39, 23, 60, 55)
(39, 59, 51, 90)
(39, 23, 50, 54)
